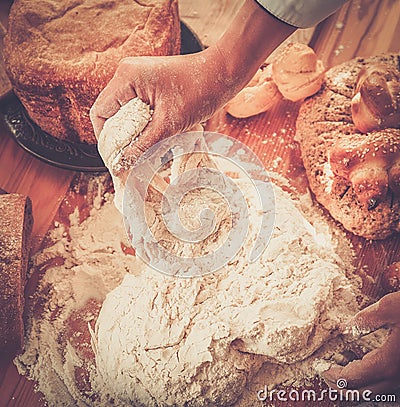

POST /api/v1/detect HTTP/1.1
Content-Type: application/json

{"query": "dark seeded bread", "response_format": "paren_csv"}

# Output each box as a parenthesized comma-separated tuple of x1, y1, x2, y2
(295, 54, 400, 240)
(0, 193, 33, 354)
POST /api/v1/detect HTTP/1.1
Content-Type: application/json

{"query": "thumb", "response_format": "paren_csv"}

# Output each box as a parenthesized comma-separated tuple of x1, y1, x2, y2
(341, 292, 400, 338)
(115, 110, 174, 174)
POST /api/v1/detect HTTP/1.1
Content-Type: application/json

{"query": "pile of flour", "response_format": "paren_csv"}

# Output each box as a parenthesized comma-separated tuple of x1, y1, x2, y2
(91, 176, 362, 406)
(15, 181, 145, 405)
(14, 170, 378, 406)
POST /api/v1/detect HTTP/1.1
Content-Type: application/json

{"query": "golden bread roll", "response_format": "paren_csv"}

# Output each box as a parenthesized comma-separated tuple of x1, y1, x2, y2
(225, 65, 282, 118)
(272, 42, 325, 102)
(351, 64, 400, 133)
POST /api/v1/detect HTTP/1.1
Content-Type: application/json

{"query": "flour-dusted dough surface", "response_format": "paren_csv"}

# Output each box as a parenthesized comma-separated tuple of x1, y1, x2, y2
(93, 179, 360, 407)
(98, 98, 152, 173)
(97, 97, 152, 213)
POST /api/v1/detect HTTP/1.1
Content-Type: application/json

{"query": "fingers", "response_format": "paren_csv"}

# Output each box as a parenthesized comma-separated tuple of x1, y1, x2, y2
(89, 105, 106, 140)
(358, 379, 399, 396)
(323, 294, 400, 393)
(324, 348, 388, 389)
(324, 364, 399, 395)
(324, 327, 400, 392)
(115, 110, 173, 173)
(342, 292, 400, 338)
(90, 71, 138, 139)
(90, 51, 215, 169)
(324, 292, 400, 389)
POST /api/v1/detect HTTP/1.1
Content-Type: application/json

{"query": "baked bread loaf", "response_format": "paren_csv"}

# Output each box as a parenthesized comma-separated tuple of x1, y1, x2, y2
(0, 193, 33, 354)
(4, 0, 180, 144)
(225, 64, 282, 118)
(225, 43, 324, 119)
(295, 54, 400, 240)
(272, 42, 325, 102)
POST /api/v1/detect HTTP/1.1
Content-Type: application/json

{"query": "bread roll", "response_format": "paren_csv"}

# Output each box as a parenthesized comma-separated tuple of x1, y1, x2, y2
(225, 65, 282, 118)
(272, 42, 325, 102)
(225, 43, 324, 119)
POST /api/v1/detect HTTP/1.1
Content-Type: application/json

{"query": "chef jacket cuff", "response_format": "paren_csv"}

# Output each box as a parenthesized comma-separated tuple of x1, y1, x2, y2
(254, 0, 349, 28)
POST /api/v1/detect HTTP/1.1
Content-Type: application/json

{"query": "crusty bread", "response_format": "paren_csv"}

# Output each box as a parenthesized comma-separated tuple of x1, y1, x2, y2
(225, 64, 282, 118)
(225, 43, 324, 119)
(4, 0, 180, 144)
(295, 54, 400, 240)
(0, 193, 33, 354)
(272, 42, 325, 102)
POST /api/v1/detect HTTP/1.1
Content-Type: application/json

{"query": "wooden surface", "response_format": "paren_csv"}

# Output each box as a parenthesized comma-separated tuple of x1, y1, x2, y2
(0, 0, 400, 406)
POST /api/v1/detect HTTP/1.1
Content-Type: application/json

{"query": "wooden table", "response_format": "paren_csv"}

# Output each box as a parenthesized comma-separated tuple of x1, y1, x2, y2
(0, 0, 399, 406)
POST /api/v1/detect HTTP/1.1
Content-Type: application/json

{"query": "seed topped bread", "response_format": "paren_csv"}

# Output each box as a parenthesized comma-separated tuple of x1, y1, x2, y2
(295, 54, 400, 240)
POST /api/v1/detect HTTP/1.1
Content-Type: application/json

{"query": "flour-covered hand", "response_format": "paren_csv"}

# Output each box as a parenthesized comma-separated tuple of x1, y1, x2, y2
(90, 48, 241, 173)
(90, 0, 295, 171)
(324, 292, 400, 394)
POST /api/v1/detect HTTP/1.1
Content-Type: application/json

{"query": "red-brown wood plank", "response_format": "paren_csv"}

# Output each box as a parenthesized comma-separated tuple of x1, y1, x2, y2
(0, 0, 399, 405)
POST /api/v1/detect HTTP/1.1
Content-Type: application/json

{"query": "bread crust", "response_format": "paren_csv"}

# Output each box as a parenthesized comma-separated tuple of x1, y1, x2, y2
(0, 193, 33, 354)
(4, 0, 181, 144)
(295, 54, 400, 240)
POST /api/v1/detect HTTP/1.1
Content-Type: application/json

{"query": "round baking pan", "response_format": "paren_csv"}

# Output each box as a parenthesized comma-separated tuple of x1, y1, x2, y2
(0, 21, 203, 172)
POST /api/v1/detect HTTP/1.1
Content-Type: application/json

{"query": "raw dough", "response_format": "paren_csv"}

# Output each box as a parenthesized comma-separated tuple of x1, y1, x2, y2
(92, 177, 360, 407)
(97, 97, 152, 213)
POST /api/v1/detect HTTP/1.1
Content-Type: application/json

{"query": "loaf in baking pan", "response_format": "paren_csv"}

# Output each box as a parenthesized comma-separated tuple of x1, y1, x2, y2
(4, 0, 180, 144)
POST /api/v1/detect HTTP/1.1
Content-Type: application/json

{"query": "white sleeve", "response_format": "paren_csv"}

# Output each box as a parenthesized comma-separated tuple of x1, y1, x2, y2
(255, 0, 350, 28)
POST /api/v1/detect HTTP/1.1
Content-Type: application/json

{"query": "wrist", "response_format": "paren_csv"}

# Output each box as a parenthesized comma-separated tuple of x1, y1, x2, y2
(190, 46, 244, 119)
(212, 0, 296, 94)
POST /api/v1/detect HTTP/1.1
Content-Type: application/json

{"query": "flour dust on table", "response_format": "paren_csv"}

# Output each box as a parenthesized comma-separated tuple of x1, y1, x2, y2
(15, 172, 382, 406)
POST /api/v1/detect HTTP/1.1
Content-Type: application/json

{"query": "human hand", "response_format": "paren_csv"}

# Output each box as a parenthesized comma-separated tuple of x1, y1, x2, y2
(323, 292, 400, 394)
(90, 0, 296, 172)
(90, 47, 241, 173)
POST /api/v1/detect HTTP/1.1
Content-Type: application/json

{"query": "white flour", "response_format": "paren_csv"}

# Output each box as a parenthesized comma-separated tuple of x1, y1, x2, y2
(16, 185, 144, 405)
(15, 174, 377, 406)
(92, 177, 362, 406)
(97, 97, 152, 213)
